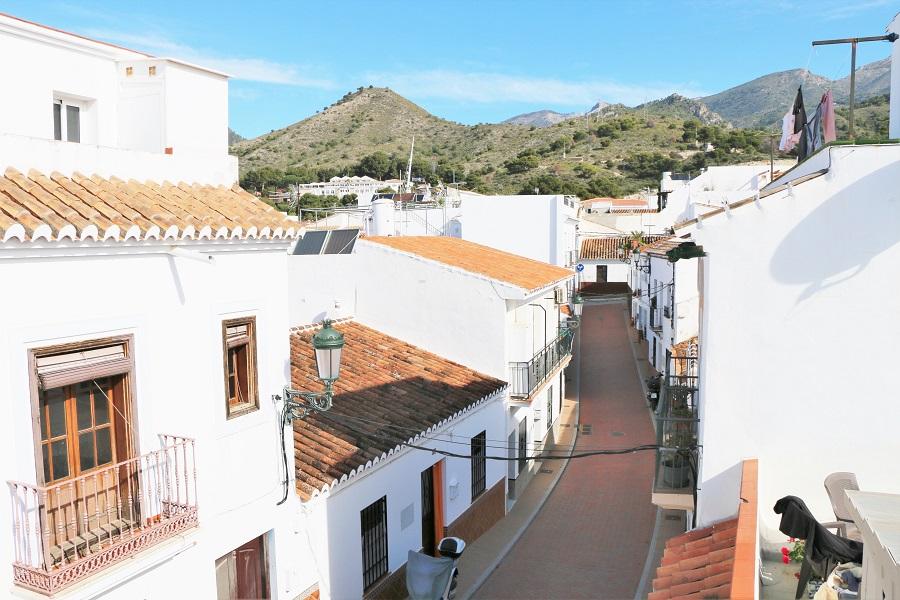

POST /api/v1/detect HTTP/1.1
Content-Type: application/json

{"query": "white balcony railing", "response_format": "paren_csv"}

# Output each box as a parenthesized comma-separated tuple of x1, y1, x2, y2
(7, 435, 198, 595)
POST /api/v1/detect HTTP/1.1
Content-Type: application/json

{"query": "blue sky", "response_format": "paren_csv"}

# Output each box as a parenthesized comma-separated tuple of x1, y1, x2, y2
(4, 1, 897, 138)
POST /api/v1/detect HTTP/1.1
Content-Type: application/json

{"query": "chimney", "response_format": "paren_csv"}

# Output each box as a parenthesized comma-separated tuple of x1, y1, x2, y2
(891, 13, 900, 139)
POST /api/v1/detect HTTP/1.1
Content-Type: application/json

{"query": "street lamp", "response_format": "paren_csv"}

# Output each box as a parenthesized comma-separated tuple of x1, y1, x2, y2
(279, 319, 345, 420)
(572, 293, 584, 318)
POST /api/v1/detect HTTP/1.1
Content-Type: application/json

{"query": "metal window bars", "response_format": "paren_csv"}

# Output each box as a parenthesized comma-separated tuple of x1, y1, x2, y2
(7, 435, 198, 596)
(360, 496, 388, 591)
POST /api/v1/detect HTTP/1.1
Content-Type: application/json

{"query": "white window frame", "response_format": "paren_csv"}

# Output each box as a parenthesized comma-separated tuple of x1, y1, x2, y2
(52, 96, 90, 143)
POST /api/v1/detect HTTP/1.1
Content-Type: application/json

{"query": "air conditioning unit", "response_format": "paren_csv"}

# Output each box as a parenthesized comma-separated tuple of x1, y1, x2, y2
(554, 287, 565, 304)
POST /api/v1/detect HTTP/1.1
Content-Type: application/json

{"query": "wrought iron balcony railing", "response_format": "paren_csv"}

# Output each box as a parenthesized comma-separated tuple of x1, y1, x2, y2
(508, 331, 574, 398)
(8, 435, 198, 596)
(653, 355, 700, 497)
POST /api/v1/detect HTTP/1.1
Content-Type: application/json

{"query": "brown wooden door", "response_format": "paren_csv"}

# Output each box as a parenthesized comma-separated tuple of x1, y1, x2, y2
(38, 376, 131, 553)
(216, 535, 270, 599)
(421, 466, 436, 555)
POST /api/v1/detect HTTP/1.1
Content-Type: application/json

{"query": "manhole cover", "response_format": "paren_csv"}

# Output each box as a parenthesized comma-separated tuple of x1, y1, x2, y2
(611, 431, 625, 437)
(539, 467, 553, 474)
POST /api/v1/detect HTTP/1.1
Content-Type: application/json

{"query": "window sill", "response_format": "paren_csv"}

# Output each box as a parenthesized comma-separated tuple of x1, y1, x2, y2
(226, 403, 259, 420)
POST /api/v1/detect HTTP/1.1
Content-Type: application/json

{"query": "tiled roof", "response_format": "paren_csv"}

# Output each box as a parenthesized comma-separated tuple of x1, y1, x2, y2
(650, 459, 758, 600)
(362, 236, 573, 292)
(648, 518, 738, 600)
(0, 167, 297, 243)
(672, 336, 699, 357)
(290, 320, 506, 501)
(610, 207, 658, 214)
(580, 235, 667, 260)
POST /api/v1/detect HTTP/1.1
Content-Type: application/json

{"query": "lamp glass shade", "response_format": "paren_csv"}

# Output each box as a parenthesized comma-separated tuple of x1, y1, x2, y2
(315, 346, 342, 381)
(572, 294, 584, 317)
(312, 321, 345, 381)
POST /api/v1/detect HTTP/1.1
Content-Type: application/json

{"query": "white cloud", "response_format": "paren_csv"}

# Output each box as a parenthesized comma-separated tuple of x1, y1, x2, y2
(83, 29, 335, 89)
(821, 0, 893, 20)
(364, 69, 709, 107)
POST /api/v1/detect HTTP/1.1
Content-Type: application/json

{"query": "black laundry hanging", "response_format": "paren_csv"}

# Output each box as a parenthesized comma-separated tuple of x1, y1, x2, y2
(791, 87, 808, 161)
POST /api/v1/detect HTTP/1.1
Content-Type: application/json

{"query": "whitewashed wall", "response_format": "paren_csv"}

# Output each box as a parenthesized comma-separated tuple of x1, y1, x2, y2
(687, 145, 900, 531)
(0, 15, 236, 185)
(578, 260, 631, 284)
(0, 240, 315, 599)
(302, 395, 506, 600)
(459, 194, 578, 266)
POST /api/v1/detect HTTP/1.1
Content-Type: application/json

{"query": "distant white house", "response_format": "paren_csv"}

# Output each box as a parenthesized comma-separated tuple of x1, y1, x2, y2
(295, 175, 399, 206)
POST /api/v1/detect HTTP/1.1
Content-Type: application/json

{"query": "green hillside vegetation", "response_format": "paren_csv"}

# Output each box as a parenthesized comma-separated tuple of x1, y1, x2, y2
(231, 87, 786, 197)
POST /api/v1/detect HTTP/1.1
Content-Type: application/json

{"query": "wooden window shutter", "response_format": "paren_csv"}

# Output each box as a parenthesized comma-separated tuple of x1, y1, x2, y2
(225, 324, 251, 349)
(36, 343, 132, 390)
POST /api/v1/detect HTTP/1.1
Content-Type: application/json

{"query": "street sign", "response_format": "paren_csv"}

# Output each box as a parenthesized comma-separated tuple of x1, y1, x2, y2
(576, 263, 585, 272)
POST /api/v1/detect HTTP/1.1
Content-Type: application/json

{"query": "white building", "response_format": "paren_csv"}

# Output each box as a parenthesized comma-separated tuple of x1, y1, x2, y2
(295, 175, 397, 207)
(0, 13, 237, 186)
(289, 236, 575, 498)
(578, 234, 666, 289)
(629, 237, 700, 374)
(675, 143, 900, 543)
(287, 320, 508, 599)
(889, 12, 900, 139)
(0, 13, 330, 600)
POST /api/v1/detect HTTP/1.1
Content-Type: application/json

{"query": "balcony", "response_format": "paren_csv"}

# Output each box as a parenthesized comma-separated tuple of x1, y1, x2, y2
(8, 435, 198, 596)
(509, 331, 574, 398)
(652, 356, 700, 510)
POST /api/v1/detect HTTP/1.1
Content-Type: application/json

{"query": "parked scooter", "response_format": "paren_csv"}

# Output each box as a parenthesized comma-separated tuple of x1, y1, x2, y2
(406, 537, 467, 600)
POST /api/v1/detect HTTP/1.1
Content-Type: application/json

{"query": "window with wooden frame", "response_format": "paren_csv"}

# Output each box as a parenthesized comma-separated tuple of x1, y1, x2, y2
(471, 431, 486, 501)
(31, 337, 136, 485)
(222, 317, 259, 418)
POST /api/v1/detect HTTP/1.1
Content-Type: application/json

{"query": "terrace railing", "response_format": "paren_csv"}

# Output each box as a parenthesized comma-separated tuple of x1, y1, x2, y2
(8, 435, 198, 595)
(508, 331, 574, 398)
(653, 356, 700, 497)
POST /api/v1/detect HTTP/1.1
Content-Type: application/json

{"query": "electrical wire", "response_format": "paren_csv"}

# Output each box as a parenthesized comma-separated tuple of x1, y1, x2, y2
(314, 410, 697, 462)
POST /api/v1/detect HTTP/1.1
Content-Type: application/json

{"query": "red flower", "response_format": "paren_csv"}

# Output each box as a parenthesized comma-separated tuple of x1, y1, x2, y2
(782, 555, 790, 564)
(781, 547, 790, 555)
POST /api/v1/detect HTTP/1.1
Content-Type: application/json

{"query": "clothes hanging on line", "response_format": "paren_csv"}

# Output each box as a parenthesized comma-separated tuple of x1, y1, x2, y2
(791, 87, 808, 160)
(821, 90, 836, 143)
(779, 112, 797, 151)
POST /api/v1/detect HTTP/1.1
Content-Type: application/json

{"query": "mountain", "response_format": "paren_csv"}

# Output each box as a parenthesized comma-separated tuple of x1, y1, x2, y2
(231, 87, 775, 197)
(503, 109, 574, 127)
(634, 94, 728, 126)
(701, 58, 890, 128)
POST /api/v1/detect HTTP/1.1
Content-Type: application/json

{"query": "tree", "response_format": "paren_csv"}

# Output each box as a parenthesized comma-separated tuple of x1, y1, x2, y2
(504, 154, 540, 174)
(340, 193, 358, 206)
(355, 152, 393, 179)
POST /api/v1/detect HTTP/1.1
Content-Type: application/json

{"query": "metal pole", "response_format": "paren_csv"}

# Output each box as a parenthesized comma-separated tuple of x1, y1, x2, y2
(769, 136, 774, 180)
(849, 40, 857, 139)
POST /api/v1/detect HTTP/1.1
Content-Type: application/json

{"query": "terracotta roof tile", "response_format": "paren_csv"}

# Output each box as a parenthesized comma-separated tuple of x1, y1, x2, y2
(362, 236, 572, 292)
(290, 321, 506, 501)
(579, 235, 668, 260)
(0, 167, 297, 243)
(650, 459, 758, 600)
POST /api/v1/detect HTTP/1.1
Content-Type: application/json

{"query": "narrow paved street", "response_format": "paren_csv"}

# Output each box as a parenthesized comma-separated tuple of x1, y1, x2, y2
(473, 302, 658, 599)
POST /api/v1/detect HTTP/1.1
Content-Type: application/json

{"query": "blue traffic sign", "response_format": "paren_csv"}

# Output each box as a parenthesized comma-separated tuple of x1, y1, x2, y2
(576, 263, 585, 272)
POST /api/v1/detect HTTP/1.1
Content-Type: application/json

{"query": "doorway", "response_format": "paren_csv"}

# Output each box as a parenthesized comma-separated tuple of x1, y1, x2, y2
(216, 534, 270, 599)
(596, 265, 608, 283)
(421, 461, 444, 556)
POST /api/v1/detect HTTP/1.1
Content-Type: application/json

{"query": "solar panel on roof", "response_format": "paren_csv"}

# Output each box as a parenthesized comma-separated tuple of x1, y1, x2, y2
(292, 230, 327, 255)
(323, 229, 359, 254)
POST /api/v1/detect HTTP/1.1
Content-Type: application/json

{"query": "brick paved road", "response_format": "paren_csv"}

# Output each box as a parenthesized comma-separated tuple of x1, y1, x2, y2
(473, 302, 658, 600)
